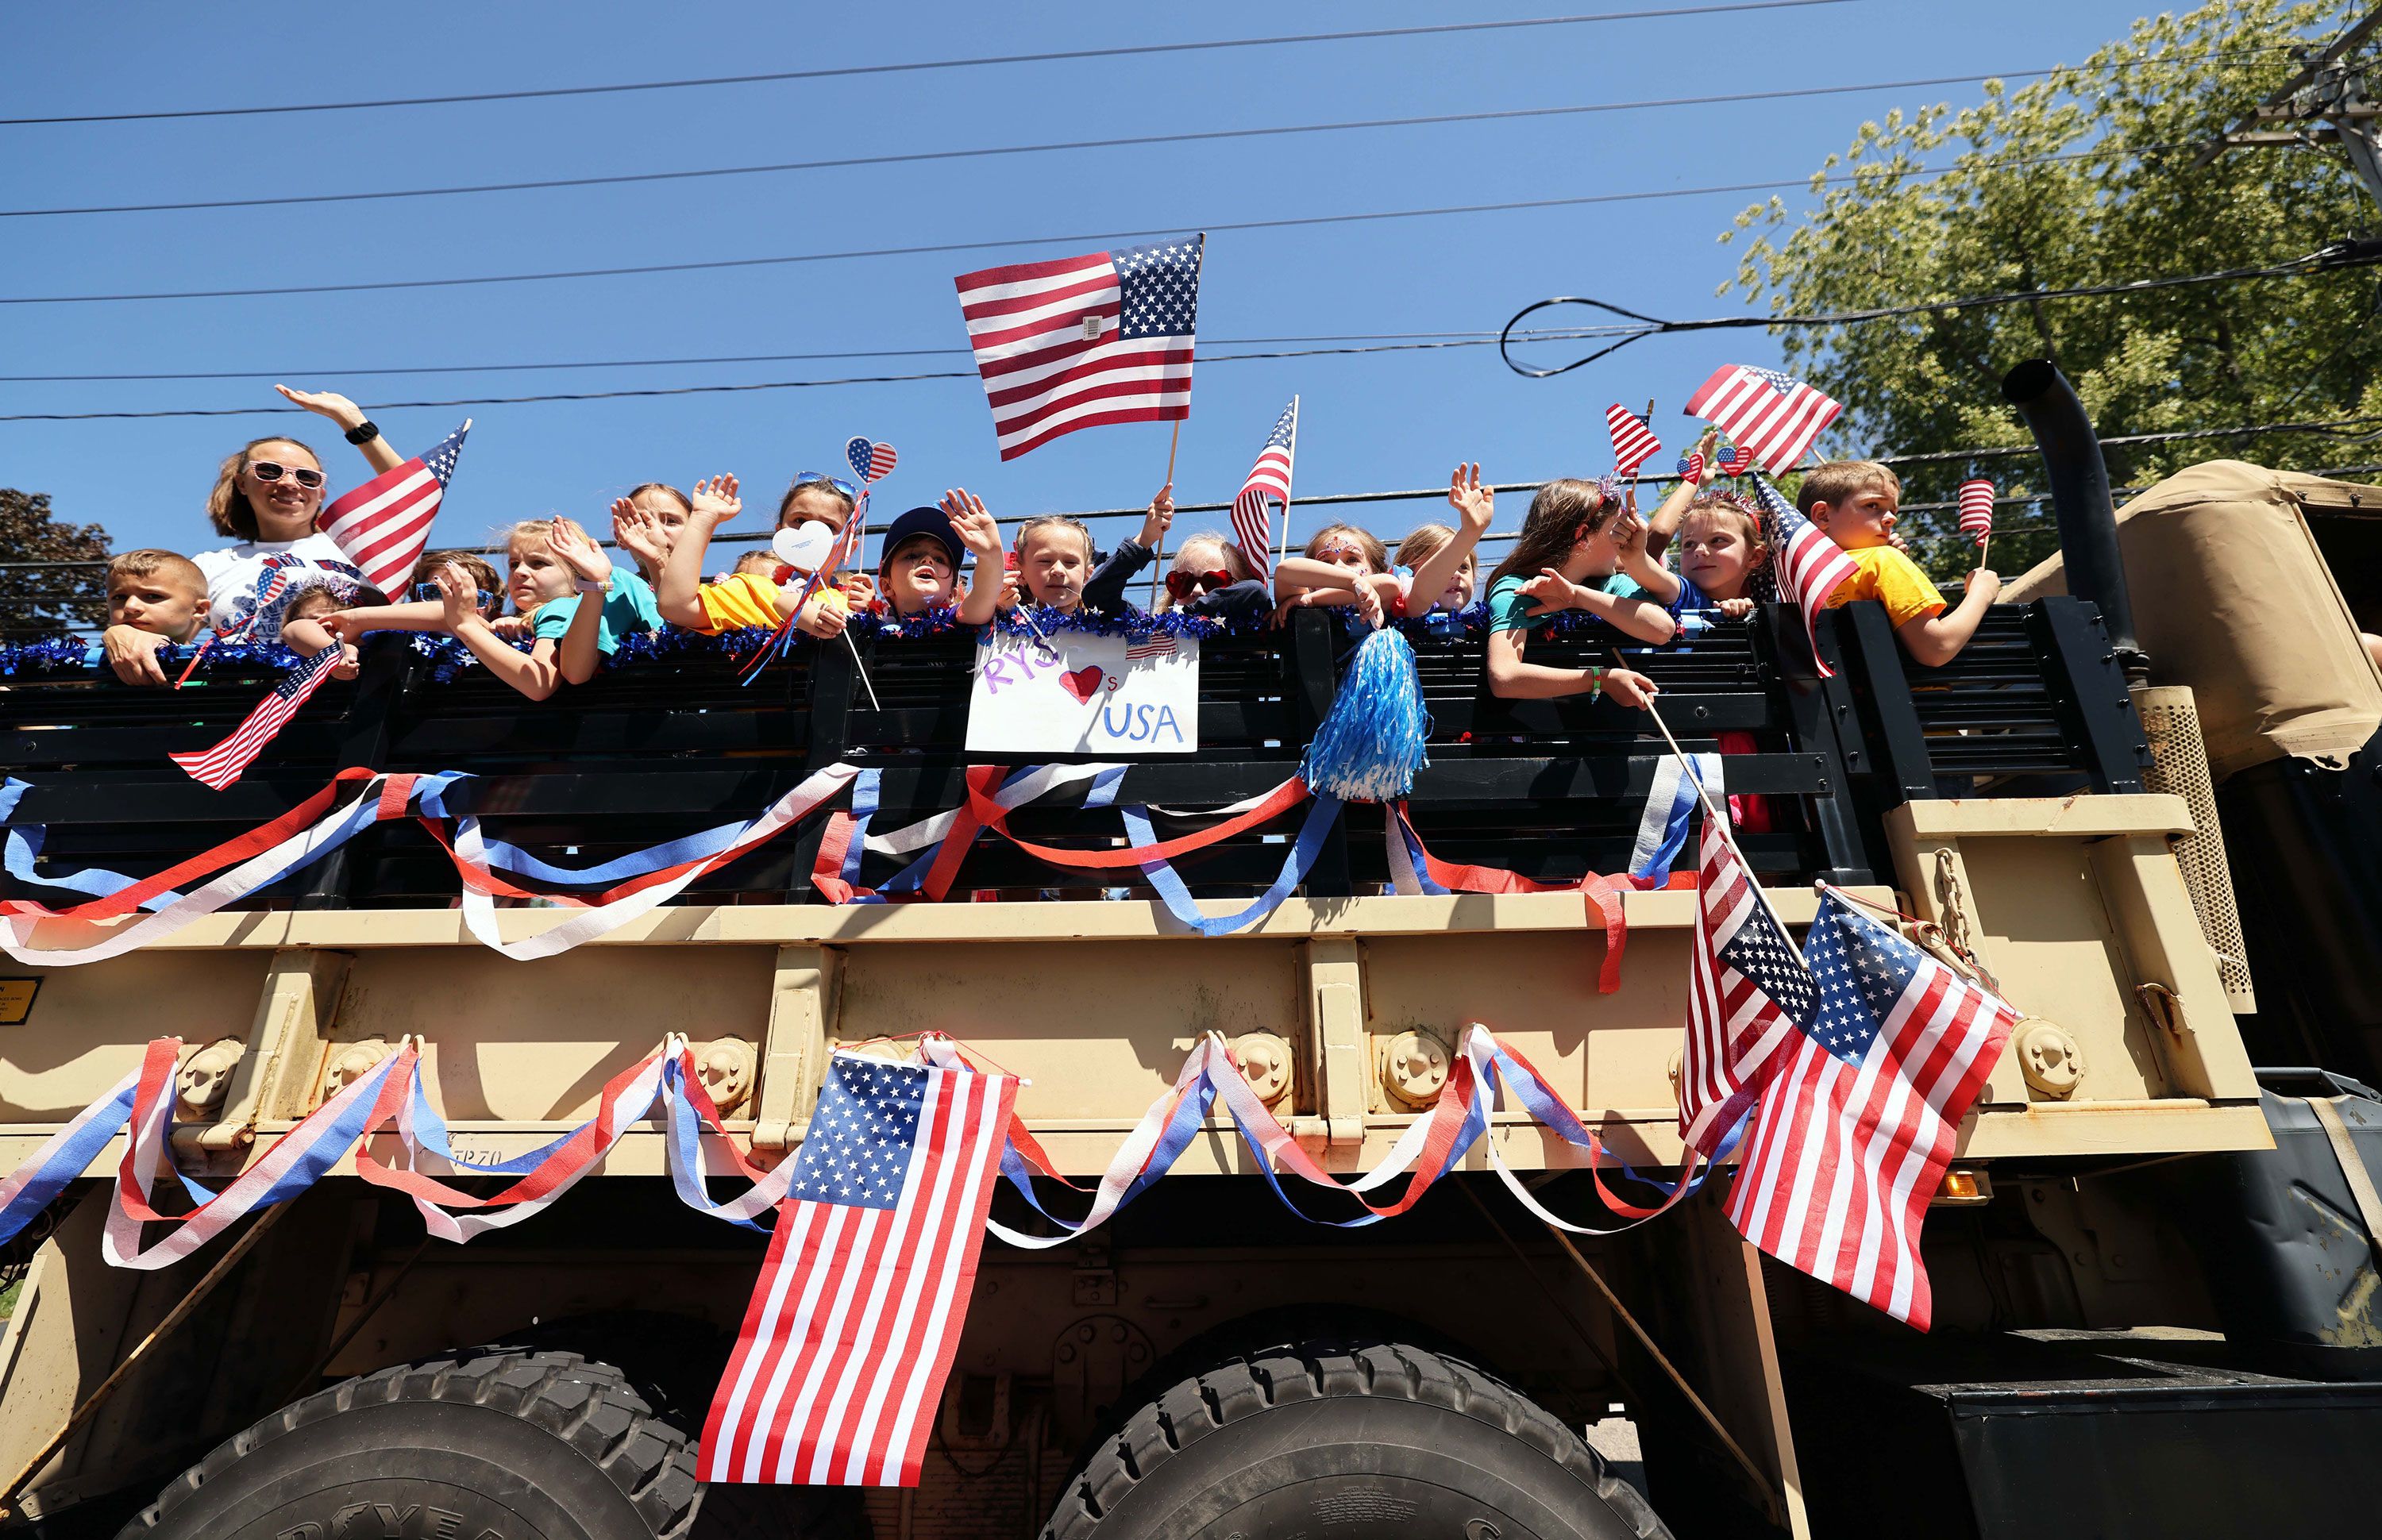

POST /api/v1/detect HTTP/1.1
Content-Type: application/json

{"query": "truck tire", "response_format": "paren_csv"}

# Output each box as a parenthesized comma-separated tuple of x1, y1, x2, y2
(1043, 1333, 1671, 1540)
(120, 1349, 702, 1540)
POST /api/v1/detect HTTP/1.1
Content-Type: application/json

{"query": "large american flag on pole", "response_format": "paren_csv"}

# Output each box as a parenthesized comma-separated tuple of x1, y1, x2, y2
(1749, 473, 1859, 678)
(1231, 397, 1297, 577)
(168, 648, 344, 789)
(318, 421, 469, 599)
(701, 1053, 1016, 1487)
(954, 235, 1203, 460)
(1725, 891, 2018, 1330)
(1680, 816, 1816, 1157)
(1684, 365, 1840, 475)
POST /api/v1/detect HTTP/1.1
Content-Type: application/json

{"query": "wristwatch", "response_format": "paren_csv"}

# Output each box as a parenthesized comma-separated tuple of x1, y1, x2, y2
(343, 420, 380, 446)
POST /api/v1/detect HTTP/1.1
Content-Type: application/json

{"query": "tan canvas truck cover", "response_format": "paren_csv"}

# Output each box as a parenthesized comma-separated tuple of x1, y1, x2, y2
(2003, 460, 2382, 779)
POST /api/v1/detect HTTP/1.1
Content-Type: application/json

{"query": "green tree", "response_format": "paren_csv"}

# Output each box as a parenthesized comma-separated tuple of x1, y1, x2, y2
(1724, 0, 2382, 579)
(0, 489, 111, 637)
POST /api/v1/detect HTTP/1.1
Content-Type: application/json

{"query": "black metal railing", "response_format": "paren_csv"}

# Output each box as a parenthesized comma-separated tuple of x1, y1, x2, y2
(0, 598, 2145, 913)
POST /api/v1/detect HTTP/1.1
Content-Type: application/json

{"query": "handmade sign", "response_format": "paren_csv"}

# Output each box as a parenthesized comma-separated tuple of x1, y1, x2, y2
(966, 630, 1200, 754)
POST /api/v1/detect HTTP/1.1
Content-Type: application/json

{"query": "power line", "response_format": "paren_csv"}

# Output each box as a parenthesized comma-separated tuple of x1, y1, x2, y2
(0, 337, 1599, 421)
(0, 67, 2131, 220)
(0, 3, 1852, 128)
(0, 152, 2122, 308)
(0, 329, 1632, 385)
(1501, 241, 2382, 375)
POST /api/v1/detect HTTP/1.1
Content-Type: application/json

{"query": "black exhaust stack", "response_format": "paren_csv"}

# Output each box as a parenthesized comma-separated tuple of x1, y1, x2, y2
(1999, 358, 2147, 680)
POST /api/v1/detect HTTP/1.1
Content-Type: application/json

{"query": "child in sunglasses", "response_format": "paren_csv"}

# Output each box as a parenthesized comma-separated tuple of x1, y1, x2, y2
(657, 473, 874, 638)
(1153, 533, 1270, 624)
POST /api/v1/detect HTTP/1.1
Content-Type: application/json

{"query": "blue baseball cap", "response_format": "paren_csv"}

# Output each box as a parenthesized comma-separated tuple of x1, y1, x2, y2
(878, 506, 963, 571)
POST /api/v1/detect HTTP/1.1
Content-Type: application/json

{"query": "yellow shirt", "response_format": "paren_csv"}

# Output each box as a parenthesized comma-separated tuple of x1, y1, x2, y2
(1822, 545, 1945, 629)
(694, 572, 787, 633)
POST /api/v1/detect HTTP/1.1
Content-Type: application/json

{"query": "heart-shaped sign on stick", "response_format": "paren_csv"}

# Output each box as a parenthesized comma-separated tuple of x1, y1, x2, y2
(773, 522, 836, 574)
(845, 436, 899, 484)
(1719, 446, 1756, 476)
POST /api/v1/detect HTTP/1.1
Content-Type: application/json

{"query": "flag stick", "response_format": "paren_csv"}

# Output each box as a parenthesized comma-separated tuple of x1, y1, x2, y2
(1278, 395, 1301, 572)
(1976, 533, 1991, 571)
(844, 628, 882, 711)
(1147, 420, 1182, 609)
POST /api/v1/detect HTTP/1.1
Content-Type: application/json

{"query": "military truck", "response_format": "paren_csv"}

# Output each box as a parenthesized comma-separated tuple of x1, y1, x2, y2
(0, 360, 2376, 1538)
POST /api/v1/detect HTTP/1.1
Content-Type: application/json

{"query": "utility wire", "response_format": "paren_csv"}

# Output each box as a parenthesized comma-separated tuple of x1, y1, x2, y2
(1501, 241, 2382, 375)
(0, 149, 2130, 308)
(0, 65, 2173, 220)
(0, 329, 1630, 385)
(0, 3, 1853, 127)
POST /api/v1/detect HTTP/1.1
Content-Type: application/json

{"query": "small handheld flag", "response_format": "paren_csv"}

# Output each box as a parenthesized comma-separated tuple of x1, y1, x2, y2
(1231, 398, 1298, 579)
(1749, 473, 1859, 678)
(1605, 404, 1662, 479)
(319, 421, 469, 600)
(954, 235, 1203, 460)
(1718, 445, 1756, 477)
(1684, 366, 1840, 475)
(847, 437, 899, 484)
(1958, 478, 1995, 562)
(170, 648, 344, 789)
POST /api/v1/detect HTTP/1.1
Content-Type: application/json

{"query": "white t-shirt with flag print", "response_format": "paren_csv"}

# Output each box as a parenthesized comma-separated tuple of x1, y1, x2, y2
(194, 533, 360, 633)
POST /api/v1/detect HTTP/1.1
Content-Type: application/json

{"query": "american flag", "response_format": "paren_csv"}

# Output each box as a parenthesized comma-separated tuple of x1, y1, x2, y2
(701, 1053, 1016, 1487)
(954, 235, 1204, 461)
(1749, 473, 1859, 678)
(168, 648, 343, 789)
(1680, 817, 1816, 1157)
(1125, 637, 1176, 661)
(1684, 365, 1840, 475)
(847, 437, 899, 483)
(1231, 398, 1298, 576)
(1605, 403, 1661, 479)
(1726, 891, 2018, 1329)
(1957, 479, 1995, 546)
(318, 421, 469, 601)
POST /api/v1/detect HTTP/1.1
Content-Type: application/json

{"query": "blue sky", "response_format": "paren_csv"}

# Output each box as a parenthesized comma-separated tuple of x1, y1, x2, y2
(2, 1, 2199, 570)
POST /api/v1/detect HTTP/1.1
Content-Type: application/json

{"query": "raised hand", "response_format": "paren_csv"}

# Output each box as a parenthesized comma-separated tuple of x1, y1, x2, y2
(691, 473, 742, 522)
(1601, 667, 1659, 710)
(1447, 463, 1494, 530)
(946, 491, 1002, 562)
(432, 561, 481, 630)
(546, 517, 611, 585)
(273, 383, 368, 431)
(1609, 506, 1648, 562)
(1716, 596, 1756, 619)
(612, 496, 670, 570)
(1520, 568, 1575, 616)
(1138, 483, 1176, 549)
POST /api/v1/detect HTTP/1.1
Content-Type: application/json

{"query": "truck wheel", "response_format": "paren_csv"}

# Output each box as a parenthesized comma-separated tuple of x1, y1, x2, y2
(1043, 1333, 1671, 1540)
(121, 1349, 701, 1540)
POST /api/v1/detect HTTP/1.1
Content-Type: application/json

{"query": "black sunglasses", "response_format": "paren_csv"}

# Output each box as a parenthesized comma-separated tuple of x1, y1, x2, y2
(249, 460, 325, 490)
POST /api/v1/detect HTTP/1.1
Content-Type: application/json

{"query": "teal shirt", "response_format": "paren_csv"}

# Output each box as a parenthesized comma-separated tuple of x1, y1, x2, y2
(532, 568, 661, 656)
(1485, 571, 1645, 633)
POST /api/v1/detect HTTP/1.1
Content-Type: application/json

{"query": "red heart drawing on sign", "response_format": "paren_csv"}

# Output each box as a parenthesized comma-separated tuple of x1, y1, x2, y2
(1059, 666, 1104, 703)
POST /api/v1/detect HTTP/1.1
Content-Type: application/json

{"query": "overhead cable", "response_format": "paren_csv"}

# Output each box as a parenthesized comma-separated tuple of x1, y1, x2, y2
(0, 66, 2164, 219)
(0, 5, 1855, 127)
(0, 152, 2127, 307)
(1500, 241, 2382, 375)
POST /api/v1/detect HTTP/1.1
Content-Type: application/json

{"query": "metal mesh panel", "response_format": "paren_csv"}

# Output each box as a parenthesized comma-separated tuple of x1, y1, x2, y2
(2136, 685, 2256, 1010)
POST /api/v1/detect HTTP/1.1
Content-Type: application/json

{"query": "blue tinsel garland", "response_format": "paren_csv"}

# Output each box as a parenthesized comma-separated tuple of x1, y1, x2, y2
(0, 599, 1731, 684)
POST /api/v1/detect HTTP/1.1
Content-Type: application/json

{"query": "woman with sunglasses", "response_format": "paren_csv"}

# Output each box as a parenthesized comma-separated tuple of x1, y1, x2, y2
(190, 385, 404, 633)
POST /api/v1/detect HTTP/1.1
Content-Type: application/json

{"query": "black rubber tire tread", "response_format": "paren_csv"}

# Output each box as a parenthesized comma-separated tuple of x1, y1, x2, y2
(119, 1348, 703, 1540)
(1043, 1330, 1671, 1540)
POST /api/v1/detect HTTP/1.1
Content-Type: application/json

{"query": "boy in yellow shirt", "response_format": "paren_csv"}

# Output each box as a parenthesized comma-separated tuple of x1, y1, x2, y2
(1802, 460, 1999, 668)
